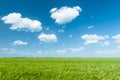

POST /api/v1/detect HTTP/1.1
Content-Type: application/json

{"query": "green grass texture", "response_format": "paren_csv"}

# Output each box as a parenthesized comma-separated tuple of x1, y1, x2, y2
(0, 58, 120, 80)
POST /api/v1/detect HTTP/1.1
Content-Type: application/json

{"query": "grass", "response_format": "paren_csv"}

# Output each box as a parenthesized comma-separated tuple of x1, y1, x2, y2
(0, 58, 120, 80)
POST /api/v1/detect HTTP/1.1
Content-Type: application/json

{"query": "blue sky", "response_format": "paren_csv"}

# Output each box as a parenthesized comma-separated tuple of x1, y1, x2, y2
(0, 0, 120, 57)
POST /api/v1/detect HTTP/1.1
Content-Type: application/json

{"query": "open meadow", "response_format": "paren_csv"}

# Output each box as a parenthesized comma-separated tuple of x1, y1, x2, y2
(0, 58, 120, 80)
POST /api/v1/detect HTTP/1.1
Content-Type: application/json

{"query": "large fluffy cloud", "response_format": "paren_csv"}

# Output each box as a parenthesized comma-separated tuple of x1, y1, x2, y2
(13, 40, 28, 45)
(38, 33, 57, 42)
(81, 34, 109, 45)
(1, 13, 42, 32)
(112, 34, 120, 43)
(50, 6, 82, 24)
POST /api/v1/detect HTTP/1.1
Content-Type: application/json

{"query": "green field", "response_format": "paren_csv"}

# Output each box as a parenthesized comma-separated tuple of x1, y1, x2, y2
(0, 58, 120, 80)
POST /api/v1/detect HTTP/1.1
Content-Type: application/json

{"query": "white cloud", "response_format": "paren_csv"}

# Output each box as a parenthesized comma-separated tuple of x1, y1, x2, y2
(36, 50, 42, 53)
(112, 34, 120, 43)
(38, 33, 57, 42)
(69, 35, 73, 38)
(0, 48, 9, 51)
(50, 6, 82, 24)
(1, 13, 42, 32)
(56, 47, 85, 53)
(101, 41, 110, 46)
(68, 47, 85, 53)
(96, 48, 120, 55)
(0, 48, 16, 54)
(81, 34, 108, 45)
(100, 41, 110, 46)
(58, 29, 64, 33)
(13, 40, 28, 45)
(56, 49, 67, 53)
(87, 25, 94, 29)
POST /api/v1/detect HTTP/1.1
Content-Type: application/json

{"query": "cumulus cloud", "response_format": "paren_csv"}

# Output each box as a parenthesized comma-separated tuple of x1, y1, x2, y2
(1, 13, 42, 32)
(50, 6, 82, 24)
(81, 34, 109, 45)
(13, 40, 28, 45)
(38, 33, 57, 42)
(112, 34, 120, 43)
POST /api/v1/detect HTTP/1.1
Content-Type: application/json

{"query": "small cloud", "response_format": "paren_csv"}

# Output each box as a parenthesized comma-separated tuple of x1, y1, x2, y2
(68, 47, 85, 53)
(0, 48, 16, 54)
(50, 6, 82, 24)
(101, 41, 110, 46)
(46, 27, 50, 31)
(13, 40, 28, 45)
(36, 50, 42, 53)
(96, 48, 120, 55)
(69, 35, 73, 38)
(87, 25, 94, 29)
(112, 34, 120, 43)
(56, 47, 85, 53)
(38, 33, 57, 42)
(58, 29, 64, 33)
(0, 48, 9, 51)
(1, 13, 42, 32)
(81, 34, 109, 45)
(56, 49, 66, 53)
